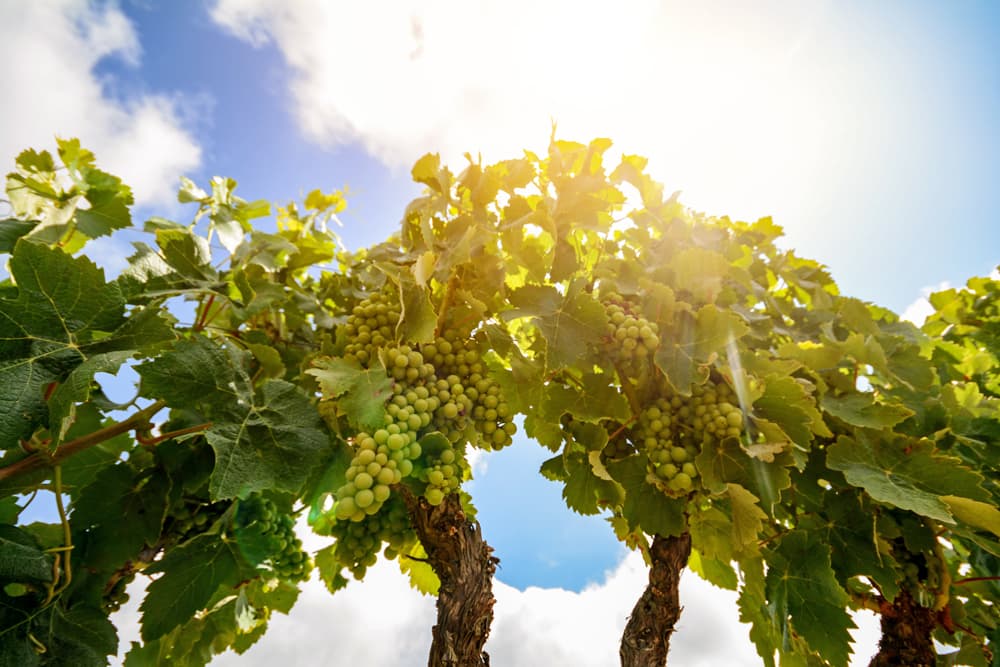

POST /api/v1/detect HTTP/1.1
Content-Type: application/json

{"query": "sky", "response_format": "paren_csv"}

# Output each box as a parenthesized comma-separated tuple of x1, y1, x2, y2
(1, 1, 998, 665)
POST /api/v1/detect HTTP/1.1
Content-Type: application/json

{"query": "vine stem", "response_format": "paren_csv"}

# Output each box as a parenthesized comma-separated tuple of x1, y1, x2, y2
(42, 466, 73, 605)
(0, 400, 167, 482)
(193, 293, 217, 332)
(434, 275, 459, 337)
(135, 422, 211, 448)
(953, 576, 1000, 585)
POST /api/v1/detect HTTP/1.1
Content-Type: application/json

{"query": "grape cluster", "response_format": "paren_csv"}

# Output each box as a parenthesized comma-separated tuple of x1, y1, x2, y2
(343, 287, 401, 366)
(323, 288, 518, 577)
(632, 380, 744, 496)
(421, 444, 461, 506)
(164, 497, 228, 545)
(326, 495, 415, 578)
(234, 495, 311, 582)
(422, 329, 516, 449)
(601, 293, 659, 370)
(102, 572, 134, 613)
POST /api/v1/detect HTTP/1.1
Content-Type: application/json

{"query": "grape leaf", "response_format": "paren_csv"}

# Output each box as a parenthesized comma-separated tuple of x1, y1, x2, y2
(561, 451, 622, 515)
(606, 454, 686, 537)
(765, 530, 855, 667)
(737, 556, 779, 667)
(0, 524, 53, 582)
(696, 437, 792, 514)
(540, 373, 630, 424)
(0, 240, 137, 446)
(308, 357, 393, 433)
(826, 432, 989, 522)
(942, 495, 1000, 537)
(799, 491, 900, 600)
(821, 393, 913, 429)
(138, 335, 251, 416)
(397, 277, 437, 344)
(727, 483, 767, 557)
(71, 464, 170, 570)
(140, 535, 251, 641)
(398, 540, 440, 595)
(314, 544, 350, 595)
(752, 375, 830, 447)
(505, 279, 607, 370)
(655, 304, 749, 395)
(687, 548, 738, 590)
(206, 380, 329, 500)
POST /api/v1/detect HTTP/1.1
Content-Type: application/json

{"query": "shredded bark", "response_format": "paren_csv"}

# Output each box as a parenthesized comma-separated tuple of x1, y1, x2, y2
(869, 589, 937, 667)
(620, 531, 692, 667)
(402, 489, 498, 667)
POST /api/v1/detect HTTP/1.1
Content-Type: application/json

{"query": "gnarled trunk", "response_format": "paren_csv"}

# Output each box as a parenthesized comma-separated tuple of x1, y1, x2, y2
(402, 489, 498, 667)
(620, 531, 692, 667)
(869, 589, 936, 667)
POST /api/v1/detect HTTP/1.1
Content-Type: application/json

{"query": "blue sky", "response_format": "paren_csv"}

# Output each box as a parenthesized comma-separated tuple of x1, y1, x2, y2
(2, 1, 998, 664)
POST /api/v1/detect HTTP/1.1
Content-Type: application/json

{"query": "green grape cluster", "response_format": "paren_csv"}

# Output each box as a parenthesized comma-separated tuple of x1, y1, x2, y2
(601, 293, 660, 367)
(317, 398, 339, 430)
(633, 380, 745, 495)
(102, 572, 135, 613)
(422, 329, 516, 449)
(326, 494, 415, 578)
(343, 287, 401, 366)
(421, 444, 462, 506)
(234, 495, 311, 582)
(164, 497, 228, 544)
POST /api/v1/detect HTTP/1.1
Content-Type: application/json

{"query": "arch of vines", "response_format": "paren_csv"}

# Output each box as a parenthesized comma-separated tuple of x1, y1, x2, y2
(0, 137, 996, 666)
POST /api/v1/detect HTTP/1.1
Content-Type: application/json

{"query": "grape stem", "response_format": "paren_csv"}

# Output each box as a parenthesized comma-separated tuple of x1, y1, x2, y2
(0, 400, 167, 483)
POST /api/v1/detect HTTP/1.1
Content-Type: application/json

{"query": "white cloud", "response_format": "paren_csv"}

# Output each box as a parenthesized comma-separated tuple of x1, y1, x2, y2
(0, 1, 201, 208)
(112, 541, 880, 666)
(901, 281, 950, 326)
(210, 0, 857, 223)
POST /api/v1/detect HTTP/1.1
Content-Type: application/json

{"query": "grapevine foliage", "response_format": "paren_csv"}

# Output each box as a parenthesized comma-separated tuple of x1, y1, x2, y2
(0, 136, 996, 667)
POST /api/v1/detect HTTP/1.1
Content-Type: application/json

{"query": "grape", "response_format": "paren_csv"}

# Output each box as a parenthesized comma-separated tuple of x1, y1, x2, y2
(324, 494, 415, 578)
(233, 495, 312, 582)
(632, 377, 745, 496)
(343, 287, 402, 367)
(600, 293, 659, 372)
(420, 441, 463, 505)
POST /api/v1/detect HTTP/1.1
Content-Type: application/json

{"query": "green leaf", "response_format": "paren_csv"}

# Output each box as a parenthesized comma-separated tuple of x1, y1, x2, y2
(206, 380, 330, 500)
(727, 483, 767, 557)
(561, 451, 621, 515)
(140, 535, 249, 641)
(0, 240, 158, 447)
(765, 530, 855, 667)
(800, 491, 900, 600)
(307, 357, 393, 433)
(687, 548, 738, 590)
(47, 350, 135, 443)
(0, 219, 36, 253)
(696, 437, 792, 514)
(398, 540, 439, 595)
(752, 376, 830, 447)
(669, 247, 731, 303)
(942, 495, 1000, 537)
(138, 335, 251, 416)
(0, 524, 53, 582)
(826, 432, 989, 522)
(655, 304, 748, 394)
(606, 454, 686, 537)
(72, 464, 170, 570)
(397, 278, 437, 344)
(540, 373, 630, 424)
(821, 393, 913, 429)
(314, 544, 350, 595)
(506, 279, 607, 370)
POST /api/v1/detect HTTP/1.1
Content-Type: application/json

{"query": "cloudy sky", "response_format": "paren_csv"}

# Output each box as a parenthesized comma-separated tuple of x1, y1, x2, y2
(3, 1, 998, 665)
